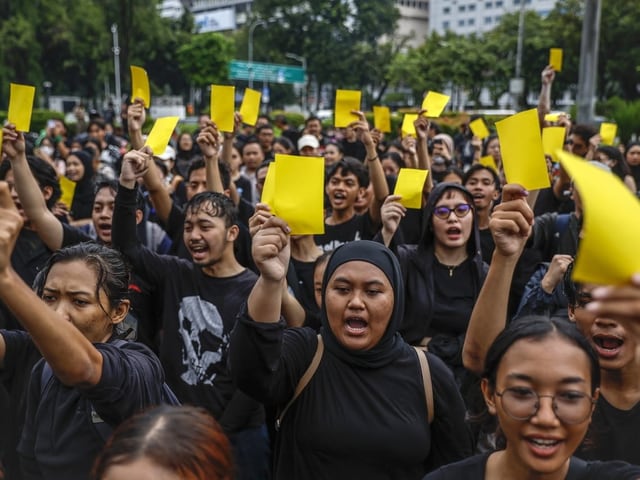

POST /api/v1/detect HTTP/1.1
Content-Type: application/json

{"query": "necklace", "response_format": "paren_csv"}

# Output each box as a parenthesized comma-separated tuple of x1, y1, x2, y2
(434, 253, 468, 277)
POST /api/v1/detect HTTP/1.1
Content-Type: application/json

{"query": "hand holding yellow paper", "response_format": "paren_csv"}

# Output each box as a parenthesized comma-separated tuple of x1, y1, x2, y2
(599, 123, 617, 146)
(549, 48, 563, 72)
(8, 83, 36, 132)
(469, 118, 490, 139)
(272, 154, 324, 234)
(421, 91, 450, 118)
(495, 108, 550, 190)
(260, 162, 276, 207)
(59, 176, 77, 209)
(479, 155, 498, 172)
(544, 113, 561, 122)
(393, 168, 429, 209)
(144, 116, 179, 155)
(542, 126, 566, 162)
(130, 66, 150, 107)
(210, 85, 235, 133)
(401, 114, 418, 137)
(334, 90, 361, 128)
(239, 88, 261, 126)
(373, 106, 391, 133)
(558, 150, 640, 285)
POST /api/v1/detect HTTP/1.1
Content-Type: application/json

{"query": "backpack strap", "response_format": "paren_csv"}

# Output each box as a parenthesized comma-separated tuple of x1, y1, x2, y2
(413, 346, 434, 424)
(275, 335, 324, 431)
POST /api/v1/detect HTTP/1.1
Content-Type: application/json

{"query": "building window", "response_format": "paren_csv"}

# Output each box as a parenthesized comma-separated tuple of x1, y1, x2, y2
(496, 0, 503, 6)
(443, 6, 450, 13)
(469, 18, 476, 25)
(459, 5, 466, 12)
(469, 4, 476, 11)
(495, 15, 502, 22)
(458, 19, 465, 26)
(485, 1, 493, 7)
(484, 16, 492, 24)
(443, 21, 450, 29)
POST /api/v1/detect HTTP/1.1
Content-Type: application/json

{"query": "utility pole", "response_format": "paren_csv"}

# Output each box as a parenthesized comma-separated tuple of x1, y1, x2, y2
(576, 0, 602, 124)
(111, 24, 121, 109)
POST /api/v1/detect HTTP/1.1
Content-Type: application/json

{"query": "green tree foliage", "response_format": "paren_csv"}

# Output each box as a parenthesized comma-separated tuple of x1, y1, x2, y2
(176, 32, 235, 87)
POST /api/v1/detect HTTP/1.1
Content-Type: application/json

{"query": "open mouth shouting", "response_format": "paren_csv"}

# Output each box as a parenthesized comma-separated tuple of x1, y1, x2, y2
(525, 435, 563, 458)
(345, 316, 368, 336)
(189, 243, 209, 262)
(96, 222, 112, 240)
(592, 333, 624, 359)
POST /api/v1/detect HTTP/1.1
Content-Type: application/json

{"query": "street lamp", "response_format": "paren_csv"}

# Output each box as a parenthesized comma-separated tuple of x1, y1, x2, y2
(285, 52, 307, 114)
(111, 24, 121, 110)
(42, 81, 52, 110)
(248, 20, 267, 89)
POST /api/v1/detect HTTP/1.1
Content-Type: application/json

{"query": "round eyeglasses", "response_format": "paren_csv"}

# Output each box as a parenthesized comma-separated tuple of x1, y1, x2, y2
(433, 203, 472, 220)
(495, 387, 595, 425)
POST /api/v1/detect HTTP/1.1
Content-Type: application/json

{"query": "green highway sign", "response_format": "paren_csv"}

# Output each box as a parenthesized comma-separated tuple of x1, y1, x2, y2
(229, 60, 307, 84)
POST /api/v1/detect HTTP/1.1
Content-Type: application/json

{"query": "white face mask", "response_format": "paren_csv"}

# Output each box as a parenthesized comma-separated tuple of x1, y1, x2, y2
(40, 146, 54, 157)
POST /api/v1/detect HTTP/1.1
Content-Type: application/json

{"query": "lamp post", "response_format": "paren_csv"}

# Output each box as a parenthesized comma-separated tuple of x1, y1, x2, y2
(111, 24, 121, 108)
(248, 20, 267, 89)
(42, 81, 52, 110)
(285, 52, 307, 114)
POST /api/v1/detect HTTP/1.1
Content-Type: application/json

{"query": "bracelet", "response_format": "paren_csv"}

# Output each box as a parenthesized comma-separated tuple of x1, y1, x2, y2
(367, 155, 379, 162)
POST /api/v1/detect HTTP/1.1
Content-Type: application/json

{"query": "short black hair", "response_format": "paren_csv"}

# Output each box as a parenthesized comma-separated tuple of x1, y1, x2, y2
(326, 157, 369, 188)
(184, 191, 237, 228)
(0, 156, 61, 210)
(463, 163, 501, 190)
(571, 124, 597, 146)
(186, 157, 205, 181)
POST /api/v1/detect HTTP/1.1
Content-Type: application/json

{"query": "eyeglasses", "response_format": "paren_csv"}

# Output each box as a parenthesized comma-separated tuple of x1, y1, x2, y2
(433, 203, 472, 220)
(496, 387, 595, 425)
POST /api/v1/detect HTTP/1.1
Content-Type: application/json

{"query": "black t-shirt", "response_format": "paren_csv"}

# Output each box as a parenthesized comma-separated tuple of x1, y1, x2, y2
(234, 175, 253, 205)
(577, 394, 640, 465)
(424, 451, 640, 479)
(314, 214, 376, 252)
(429, 258, 475, 338)
(340, 139, 367, 162)
(290, 257, 320, 321)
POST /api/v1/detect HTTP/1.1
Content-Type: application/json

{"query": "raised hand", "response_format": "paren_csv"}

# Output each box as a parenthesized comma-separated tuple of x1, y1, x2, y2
(252, 216, 291, 283)
(248, 203, 274, 238)
(0, 182, 23, 274)
(120, 148, 152, 188)
(349, 111, 373, 147)
(196, 121, 221, 159)
(489, 184, 534, 258)
(380, 195, 406, 240)
(127, 98, 146, 133)
(2, 124, 26, 159)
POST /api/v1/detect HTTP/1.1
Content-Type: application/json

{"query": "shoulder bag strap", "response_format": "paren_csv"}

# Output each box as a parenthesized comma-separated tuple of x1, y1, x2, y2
(413, 346, 434, 424)
(275, 335, 324, 430)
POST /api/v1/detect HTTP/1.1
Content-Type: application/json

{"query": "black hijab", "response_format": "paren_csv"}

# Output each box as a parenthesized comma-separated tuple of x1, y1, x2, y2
(319, 240, 406, 369)
(68, 149, 95, 220)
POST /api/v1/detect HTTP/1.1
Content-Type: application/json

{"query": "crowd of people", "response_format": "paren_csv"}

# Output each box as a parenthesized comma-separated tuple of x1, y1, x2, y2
(1, 63, 640, 479)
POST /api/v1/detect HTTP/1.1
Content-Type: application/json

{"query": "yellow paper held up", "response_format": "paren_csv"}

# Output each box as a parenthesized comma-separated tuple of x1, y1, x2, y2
(144, 116, 179, 156)
(130, 66, 150, 107)
(549, 48, 563, 72)
(495, 108, 550, 190)
(542, 126, 566, 162)
(421, 91, 450, 118)
(272, 154, 325, 235)
(373, 106, 391, 133)
(600, 122, 617, 146)
(469, 118, 490, 140)
(59, 176, 76, 209)
(401, 114, 417, 137)
(8, 83, 36, 132)
(239, 88, 261, 126)
(210, 85, 235, 133)
(558, 150, 640, 285)
(260, 161, 276, 206)
(544, 113, 560, 122)
(393, 168, 429, 209)
(479, 155, 498, 172)
(334, 90, 361, 128)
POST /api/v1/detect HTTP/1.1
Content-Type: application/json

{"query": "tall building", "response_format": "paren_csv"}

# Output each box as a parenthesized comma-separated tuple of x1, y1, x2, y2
(429, 0, 558, 36)
(394, 1, 430, 48)
(159, 0, 253, 31)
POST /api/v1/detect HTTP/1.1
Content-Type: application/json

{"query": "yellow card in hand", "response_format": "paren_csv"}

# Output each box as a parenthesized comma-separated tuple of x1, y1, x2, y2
(549, 48, 563, 72)
(495, 108, 550, 190)
(144, 116, 179, 156)
(334, 90, 361, 128)
(239, 88, 261, 126)
(260, 161, 276, 206)
(558, 150, 640, 285)
(59, 176, 77, 209)
(544, 113, 561, 122)
(273, 154, 325, 235)
(401, 114, 417, 137)
(394, 168, 429, 209)
(600, 123, 617, 146)
(8, 83, 36, 132)
(542, 126, 566, 162)
(479, 155, 498, 172)
(373, 106, 391, 133)
(210, 85, 235, 133)
(130, 66, 150, 107)
(421, 91, 450, 118)
(469, 118, 490, 139)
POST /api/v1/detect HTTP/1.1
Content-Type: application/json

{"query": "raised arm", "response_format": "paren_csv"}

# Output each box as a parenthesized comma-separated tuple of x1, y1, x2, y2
(0, 182, 105, 387)
(351, 111, 388, 225)
(127, 98, 146, 151)
(2, 124, 63, 251)
(537, 65, 556, 126)
(462, 184, 533, 374)
(248, 216, 291, 324)
(197, 121, 224, 194)
(414, 112, 434, 196)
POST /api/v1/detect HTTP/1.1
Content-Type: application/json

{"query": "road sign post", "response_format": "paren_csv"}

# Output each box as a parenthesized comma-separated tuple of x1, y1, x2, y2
(229, 60, 307, 84)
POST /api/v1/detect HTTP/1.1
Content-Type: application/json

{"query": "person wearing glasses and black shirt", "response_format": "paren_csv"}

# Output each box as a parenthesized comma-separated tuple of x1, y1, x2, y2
(378, 183, 487, 385)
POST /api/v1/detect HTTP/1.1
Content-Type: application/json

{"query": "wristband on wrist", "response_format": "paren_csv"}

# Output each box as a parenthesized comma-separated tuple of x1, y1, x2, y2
(367, 155, 379, 162)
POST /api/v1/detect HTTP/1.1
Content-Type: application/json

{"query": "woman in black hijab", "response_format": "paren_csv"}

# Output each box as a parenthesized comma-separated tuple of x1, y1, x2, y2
(65, 148, 96, 221)
(230, 217, 471, 479)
